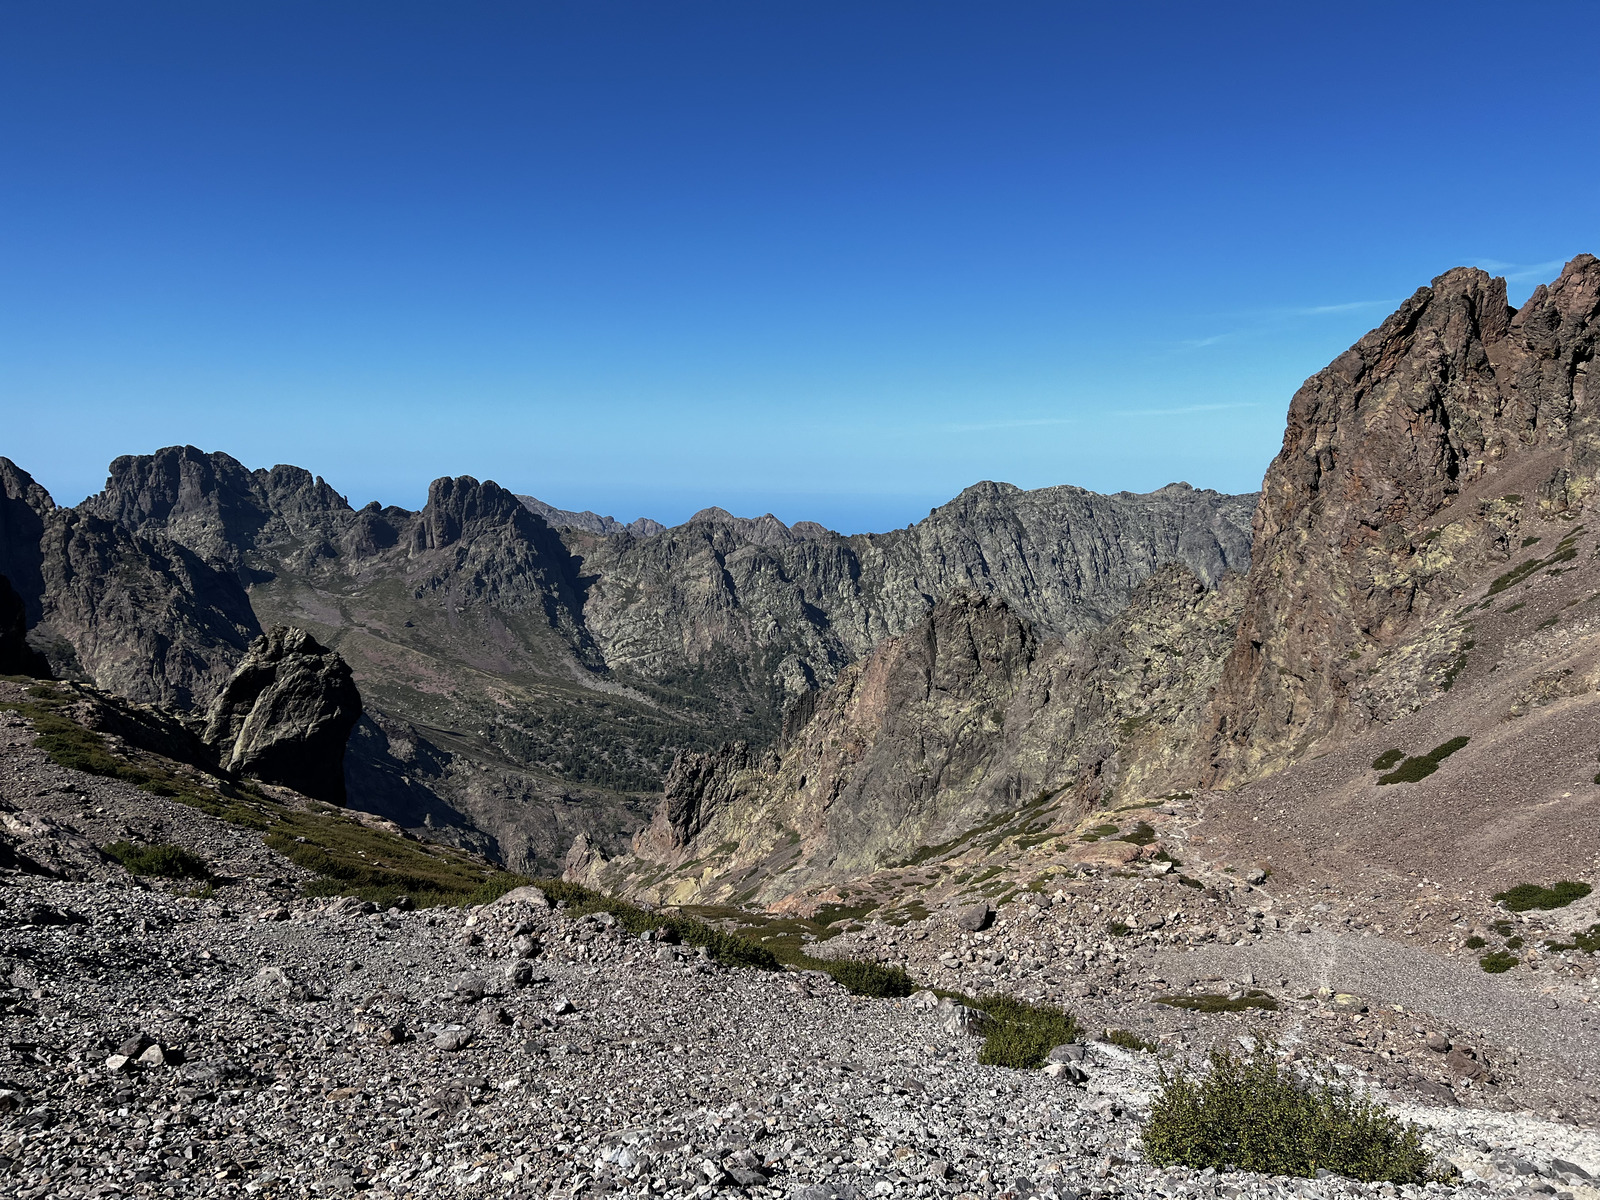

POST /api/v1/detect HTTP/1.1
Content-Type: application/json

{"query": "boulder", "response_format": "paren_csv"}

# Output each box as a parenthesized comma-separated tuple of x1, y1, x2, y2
(955, 901, 993, 932)
(204, 626, 362, 803)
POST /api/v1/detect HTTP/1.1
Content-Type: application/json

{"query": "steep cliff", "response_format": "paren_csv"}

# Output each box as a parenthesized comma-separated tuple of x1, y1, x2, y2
(595, 567, 1242, 905)
(1206, 254, 1600, 783)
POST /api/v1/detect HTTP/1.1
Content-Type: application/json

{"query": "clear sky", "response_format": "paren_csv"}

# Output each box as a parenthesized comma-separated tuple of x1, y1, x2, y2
(3, 2, 1597, 532)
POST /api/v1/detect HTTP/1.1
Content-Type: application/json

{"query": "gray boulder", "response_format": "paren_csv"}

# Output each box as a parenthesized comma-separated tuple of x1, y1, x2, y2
(204, 626, 362, 803)
(955, 901, 993, 932)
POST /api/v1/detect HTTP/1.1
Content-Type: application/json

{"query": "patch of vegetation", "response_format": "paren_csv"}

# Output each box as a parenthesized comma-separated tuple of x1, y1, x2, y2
(1463, 935, 1486, 950)
(816, 959, 915, 998)
(2, 685, 267, 827)
(1141, 1043, 1433, 1183)
(1370, 749, 1405, 771)
(1488, 535, 1580, 596)
(1495, 880, 1591, 911)
(1521, 535, 1542, 548)
(1490, 919, 1514, 937)
(1154, 990, 1280, 1014)
(1478, 951, 1518, 974)
(1575, 925, 1600, 954)
(811, 899, 880, 928)
(538, 879, 781, 970)
(1376, 737, 1470, 785)
(1177, 875, 1205, 889)
(1118, 821, 1157, 847)
(970, 994, 1081, 1069)
(1438, 643, 1474, 692)
(102, 840, 211, 881)
(1504, 602, 1526, 614)
(1080, 823, 1119, 843)
(1504, 936, 1524, 950)
(1107, 921, 1133, 937)
(1538, 617, 1558, 630)
(1105, 1028, 1157, 1053)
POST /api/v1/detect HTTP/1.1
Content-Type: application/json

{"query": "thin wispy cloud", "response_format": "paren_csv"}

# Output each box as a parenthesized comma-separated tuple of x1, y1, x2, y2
(1174, 298, 1398, 352)
(942, 416, 1075, 433)
(1471, 258, 1566, 283)
(1116, 402, 1258, 418)
(942, 402, 1256, 433)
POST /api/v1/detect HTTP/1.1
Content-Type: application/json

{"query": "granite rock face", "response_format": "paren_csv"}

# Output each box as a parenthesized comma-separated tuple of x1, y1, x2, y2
(204, 626, 362, 803)
(574, 481, 1255, 707)
(1206, 254, 1600, 783)
(597, 567, 1242, 904)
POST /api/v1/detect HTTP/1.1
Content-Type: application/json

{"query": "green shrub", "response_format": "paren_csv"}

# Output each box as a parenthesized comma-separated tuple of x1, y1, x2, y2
(1106, 1028, 1157, 1052)
(1370, 749, 1404, 771)
(1141, 1044, 1432, 1182)
(1494, 881, 1592, 912)
(1463, 936, 1485, 950)
(1478, 951, 1517, 973)
(1118, 821, 1157, 846)
(102, 841, 210, 881)
(1376, 736, 1469, 785)
(1574, 925, 1600, 954)
(971, 994, 1080, 1069)
(1504, 936, 1524, 950)
(819, 959, 914, 998)
(1155, 991, 1280, 1014)
(1080, 823, 1118, 843)
(1107, 921, 1133, 936)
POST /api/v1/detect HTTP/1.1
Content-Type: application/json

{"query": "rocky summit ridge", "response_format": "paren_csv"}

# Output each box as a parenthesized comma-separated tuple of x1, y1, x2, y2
(0, 443, 1253, 873)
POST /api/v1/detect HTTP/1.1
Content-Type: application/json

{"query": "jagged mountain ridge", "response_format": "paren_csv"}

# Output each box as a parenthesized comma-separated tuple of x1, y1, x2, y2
(580, 255, 1600, 908)
(0, 447, 1254, 871)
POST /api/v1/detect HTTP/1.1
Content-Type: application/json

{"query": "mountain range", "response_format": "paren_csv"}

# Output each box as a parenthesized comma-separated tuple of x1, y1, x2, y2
(0, 444, 1255, 873)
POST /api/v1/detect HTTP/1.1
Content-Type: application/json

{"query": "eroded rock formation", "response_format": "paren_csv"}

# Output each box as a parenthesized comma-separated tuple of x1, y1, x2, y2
(1206, 254, 1600, 783)
(204, 626, 362, 803)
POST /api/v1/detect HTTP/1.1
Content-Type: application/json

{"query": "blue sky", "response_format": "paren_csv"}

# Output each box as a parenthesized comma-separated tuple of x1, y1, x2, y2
(3, 2, 1596, 532)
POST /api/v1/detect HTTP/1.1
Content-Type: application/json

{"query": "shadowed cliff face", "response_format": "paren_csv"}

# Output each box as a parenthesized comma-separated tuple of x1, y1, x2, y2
(1206, 254, 1600, 783)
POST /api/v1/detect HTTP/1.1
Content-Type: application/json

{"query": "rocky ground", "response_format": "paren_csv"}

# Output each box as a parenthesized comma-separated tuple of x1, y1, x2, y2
(4, 707, 1600, 1200)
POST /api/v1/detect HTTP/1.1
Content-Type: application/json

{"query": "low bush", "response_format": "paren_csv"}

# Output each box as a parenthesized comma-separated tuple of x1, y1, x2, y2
(971, 994, 1080, 1069)
(815, 959, 914, 998)
(1370, 749, 1404, 771)
(1106, 1028, 1157, 1052)
(1463, 935, 1486, 950)
(1494, 881, 1592, 912)
(102, 840, 210, 881)
(1478, 951, 1518, 973)
(1575, 925, 1600, 954)
(1141, 1043, 1433, 1182)
(1376, 737, 1469, 786)
(1117, 821, 1157, 846)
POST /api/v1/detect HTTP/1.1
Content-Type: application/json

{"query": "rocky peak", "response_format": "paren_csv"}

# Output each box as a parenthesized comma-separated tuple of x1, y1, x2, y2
(1207, 254, 1600, 783)
(421, 475, 541, 550)
(203, 626, 362, 803)
(87, 446, 351, 570)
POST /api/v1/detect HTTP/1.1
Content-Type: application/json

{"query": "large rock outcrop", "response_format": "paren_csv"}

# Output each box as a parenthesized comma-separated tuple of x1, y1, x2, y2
(1206, 254, 1600, 783)
(603, 569, 1243, 903)
(204, 626, 362, 803)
